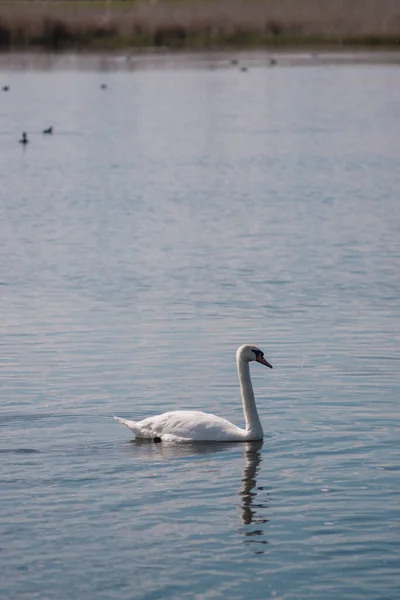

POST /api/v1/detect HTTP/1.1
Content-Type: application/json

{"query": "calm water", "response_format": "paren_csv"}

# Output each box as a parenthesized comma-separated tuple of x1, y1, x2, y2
(1, 53, 399, 600)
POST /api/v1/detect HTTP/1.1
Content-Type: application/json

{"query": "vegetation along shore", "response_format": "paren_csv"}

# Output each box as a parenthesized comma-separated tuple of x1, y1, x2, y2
(0, 0, 399, 51)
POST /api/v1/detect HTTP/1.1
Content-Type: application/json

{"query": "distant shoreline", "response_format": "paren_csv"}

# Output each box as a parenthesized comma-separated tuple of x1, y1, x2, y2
(0, 0, 399, 52)
(0, 49, 399, 73)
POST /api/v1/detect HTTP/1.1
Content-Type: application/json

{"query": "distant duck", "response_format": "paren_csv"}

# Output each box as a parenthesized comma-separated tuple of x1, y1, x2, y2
(269, 58, 277, 66)
(100, 83, 107, 89)
(2, 85, 9, 91)
(42, 126, 53, 134)
(19, 132, 29, 145)
(240, 66, 248, 72)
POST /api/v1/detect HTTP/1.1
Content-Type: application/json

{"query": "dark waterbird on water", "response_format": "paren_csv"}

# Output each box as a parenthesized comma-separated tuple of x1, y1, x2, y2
(42, 126, 53, 134)
(2, 85, 9, 91)
(100, 84, 107, 89)
(19, 132, 28, 145)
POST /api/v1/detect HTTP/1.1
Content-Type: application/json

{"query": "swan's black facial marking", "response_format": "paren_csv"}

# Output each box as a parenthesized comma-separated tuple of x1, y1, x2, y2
(153, 436, 162, 444)
(252, 348, 273, 368)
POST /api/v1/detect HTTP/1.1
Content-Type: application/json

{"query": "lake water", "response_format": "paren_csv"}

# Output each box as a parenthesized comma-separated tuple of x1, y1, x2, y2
(1, 52, 399, 600)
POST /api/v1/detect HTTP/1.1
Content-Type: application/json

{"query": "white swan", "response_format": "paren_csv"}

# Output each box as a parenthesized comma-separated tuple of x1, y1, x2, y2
(114, 344, 273, 443)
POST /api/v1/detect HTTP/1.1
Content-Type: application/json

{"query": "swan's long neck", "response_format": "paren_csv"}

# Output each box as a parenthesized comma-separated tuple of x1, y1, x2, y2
(237, 355, 263, 439)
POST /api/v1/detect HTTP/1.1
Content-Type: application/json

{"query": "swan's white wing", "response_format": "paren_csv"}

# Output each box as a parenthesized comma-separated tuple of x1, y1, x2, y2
(113, 416, 191, 442)
(115, 411, 247, 442)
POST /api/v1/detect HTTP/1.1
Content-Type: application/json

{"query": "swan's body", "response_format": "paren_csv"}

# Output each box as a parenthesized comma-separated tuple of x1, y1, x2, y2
(114, 344, 272, 443)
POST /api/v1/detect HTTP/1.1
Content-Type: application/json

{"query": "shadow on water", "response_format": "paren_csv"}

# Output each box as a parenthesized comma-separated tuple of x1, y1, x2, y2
(0, 448, 41, 454)
(239, 440, 270, 554)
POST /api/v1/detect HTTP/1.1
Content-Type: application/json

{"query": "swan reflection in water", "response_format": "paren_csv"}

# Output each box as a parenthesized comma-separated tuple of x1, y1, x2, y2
(239, 440, 269, 554)
(131, 438, 269, 553)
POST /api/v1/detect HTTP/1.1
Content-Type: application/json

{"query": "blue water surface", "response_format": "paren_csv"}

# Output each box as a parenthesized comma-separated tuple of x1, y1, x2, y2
(1, 52, 399, 600)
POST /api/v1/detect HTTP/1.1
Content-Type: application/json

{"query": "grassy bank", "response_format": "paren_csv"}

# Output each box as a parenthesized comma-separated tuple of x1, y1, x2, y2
(0, 0, 399, 51)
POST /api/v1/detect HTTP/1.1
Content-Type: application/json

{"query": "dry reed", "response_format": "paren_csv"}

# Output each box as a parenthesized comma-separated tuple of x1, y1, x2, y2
(0, 0, 399, 50)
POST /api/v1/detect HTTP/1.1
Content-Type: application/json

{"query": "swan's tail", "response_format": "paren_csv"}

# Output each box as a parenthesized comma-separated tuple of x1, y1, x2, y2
(113, 416, 153, 439)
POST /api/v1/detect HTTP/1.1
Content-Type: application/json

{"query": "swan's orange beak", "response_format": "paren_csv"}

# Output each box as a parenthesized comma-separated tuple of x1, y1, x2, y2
(257, 356, 273, 368)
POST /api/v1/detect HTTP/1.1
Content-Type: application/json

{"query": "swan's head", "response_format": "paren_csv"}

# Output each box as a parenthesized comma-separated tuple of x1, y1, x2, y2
(237, 344, 273, 368)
